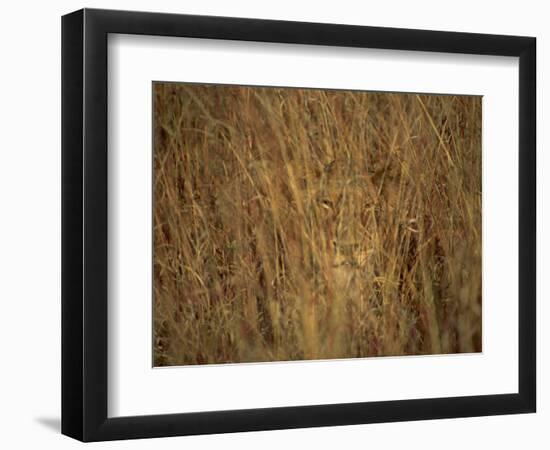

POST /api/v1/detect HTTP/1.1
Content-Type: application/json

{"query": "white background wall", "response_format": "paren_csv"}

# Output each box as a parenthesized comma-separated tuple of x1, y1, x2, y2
(0, 1, 546, 448)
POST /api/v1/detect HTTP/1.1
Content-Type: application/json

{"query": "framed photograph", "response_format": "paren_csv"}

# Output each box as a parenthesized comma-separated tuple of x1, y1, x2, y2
(61, 8, 536, 441)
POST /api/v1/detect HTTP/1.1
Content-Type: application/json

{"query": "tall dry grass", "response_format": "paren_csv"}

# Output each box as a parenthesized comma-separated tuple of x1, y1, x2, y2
(153, 82, 482, 366)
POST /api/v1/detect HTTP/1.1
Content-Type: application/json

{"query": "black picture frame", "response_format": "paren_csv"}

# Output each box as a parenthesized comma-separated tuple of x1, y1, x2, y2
(61, 8, 536, 442)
